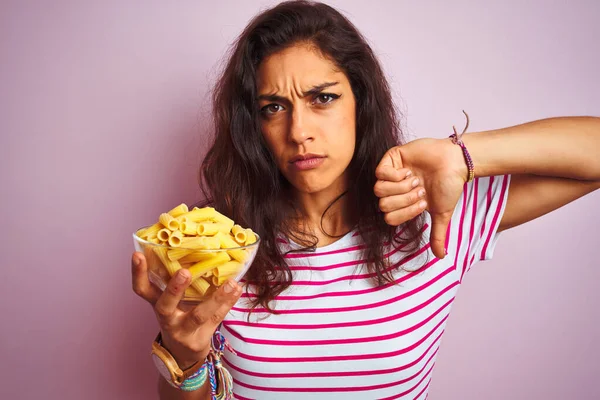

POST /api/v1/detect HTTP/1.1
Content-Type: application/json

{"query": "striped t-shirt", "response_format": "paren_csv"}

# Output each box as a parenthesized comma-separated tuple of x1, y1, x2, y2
(220, 174, 511, 399)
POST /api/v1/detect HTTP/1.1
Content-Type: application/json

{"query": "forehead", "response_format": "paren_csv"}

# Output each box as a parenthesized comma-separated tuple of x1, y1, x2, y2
(256, 44, 348, 92)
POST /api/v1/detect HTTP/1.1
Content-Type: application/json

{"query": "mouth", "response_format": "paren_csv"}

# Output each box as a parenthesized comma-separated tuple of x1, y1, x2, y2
(289, 153, 325, 163)
(289, 153, 326, 170)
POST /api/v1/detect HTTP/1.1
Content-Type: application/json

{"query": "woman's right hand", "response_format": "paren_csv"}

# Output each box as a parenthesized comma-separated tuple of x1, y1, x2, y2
(131, 251, 243, 369)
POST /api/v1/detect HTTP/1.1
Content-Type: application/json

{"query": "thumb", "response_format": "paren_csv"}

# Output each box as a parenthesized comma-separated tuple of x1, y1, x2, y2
(429, 212, 452, 259)
(375, 146, 404, 180)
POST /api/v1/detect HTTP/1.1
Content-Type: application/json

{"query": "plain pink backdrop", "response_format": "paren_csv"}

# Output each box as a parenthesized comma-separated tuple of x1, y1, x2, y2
(1, 1, 598, 399)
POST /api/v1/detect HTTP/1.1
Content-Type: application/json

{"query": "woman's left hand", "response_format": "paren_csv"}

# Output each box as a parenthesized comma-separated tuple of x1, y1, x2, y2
(374, 138, 468, 259)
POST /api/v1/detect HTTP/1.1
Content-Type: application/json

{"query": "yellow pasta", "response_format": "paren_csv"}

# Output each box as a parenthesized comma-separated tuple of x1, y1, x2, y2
(188, 252, 231, 279)
(180, 221, 199, 235)
(179, 251, 219, 264)
(159, 213, 180, 231)
(153, 247, 182, 277)
(212, 210, 235, 232)
(157, 228, 171, 242)
(212, 261, 242, 286)
(182, 207, 216, 223)
(181, 236, 220, 250)
(212, 261, 243, 285)
(138, 223, 162, 239)
(215, 261, 242, 277)
(231, 225, 247, 245)
(167, 203, 189, 218)
(135, 203, 259, 301)
(167, 248, 194, 261)
(197, 222, 231, 236)
(191, 277, 211, 295)
(168, 230, 184, 247)
(244, 228, 257, 246)
(185, 286, 202, 298)
(215, 232, 249, 263)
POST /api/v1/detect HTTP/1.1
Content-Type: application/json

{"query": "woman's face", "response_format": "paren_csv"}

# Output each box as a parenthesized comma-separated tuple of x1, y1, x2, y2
(256, 43, 356, 196)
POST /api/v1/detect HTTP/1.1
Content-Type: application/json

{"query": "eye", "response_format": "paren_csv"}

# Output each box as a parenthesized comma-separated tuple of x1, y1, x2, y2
(313, 93, 340, 105)
(260, 104, 284, 115)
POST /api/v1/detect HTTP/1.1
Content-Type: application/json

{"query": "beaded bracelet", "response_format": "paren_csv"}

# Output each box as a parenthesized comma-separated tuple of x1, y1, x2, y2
(448, 110, 475, 183)
(179, 330, 236, 399)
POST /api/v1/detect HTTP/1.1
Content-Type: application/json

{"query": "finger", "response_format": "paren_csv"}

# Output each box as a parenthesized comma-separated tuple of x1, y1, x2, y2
(132, 252, 161, 304)
(154, 269, 191, 326)
(378, 186, 426, 213)
(374, 176, 421, 198)
(429, 213, 452, 259)
(375, 166, 412, 182)
(375, 146, 406, 181)
(182, 280, 243, 334)
(382, 199, 427, 226)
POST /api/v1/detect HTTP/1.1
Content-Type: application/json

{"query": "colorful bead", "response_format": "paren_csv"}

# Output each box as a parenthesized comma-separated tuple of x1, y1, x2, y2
(178, 330, 235, 398)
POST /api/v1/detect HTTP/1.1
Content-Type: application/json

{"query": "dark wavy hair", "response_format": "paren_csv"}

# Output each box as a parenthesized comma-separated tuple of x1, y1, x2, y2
(200, 0, 425, 312)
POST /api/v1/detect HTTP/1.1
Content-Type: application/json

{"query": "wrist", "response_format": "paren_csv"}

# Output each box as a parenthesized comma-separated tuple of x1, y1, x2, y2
(438, 137, 470, 183)
(160, 336, 210, 371)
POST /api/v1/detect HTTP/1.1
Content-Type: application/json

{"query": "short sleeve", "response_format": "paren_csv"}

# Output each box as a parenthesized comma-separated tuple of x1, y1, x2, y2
(446, 174, 511, 279)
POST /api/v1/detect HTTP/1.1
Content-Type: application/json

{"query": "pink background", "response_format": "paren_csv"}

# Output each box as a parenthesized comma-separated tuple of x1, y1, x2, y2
(1, 1, 598, 399)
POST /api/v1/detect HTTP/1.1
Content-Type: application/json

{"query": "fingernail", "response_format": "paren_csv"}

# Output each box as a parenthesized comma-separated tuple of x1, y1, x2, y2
(224, 281, 235, 293)
(418, 189, 426, 197)
(406, 170, 412, 177)
(176, 270, 189, 283)
(412, 178, 420, 187)
(419, 200, 427, 209)
(133, 256, 141, 266)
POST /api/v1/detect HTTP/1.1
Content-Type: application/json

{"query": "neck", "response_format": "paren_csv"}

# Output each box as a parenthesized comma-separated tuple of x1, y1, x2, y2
(290, 177, 356, 245)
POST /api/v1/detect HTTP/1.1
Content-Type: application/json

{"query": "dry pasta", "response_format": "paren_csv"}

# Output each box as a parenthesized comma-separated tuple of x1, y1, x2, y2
(135, 203, 259, 301)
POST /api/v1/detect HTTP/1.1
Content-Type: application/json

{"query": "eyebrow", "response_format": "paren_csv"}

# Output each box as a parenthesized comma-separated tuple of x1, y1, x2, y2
(257, 81, 340, 102)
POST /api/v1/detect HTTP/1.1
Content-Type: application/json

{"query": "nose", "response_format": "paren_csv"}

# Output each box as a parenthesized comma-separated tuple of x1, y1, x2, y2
(288, 106, 313, 145)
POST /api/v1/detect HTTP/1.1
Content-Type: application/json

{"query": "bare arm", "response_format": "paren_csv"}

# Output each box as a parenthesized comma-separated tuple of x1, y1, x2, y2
(463, 116, 600, 181)
(462, 116, 600, 231)
(498, 174, 600, 232)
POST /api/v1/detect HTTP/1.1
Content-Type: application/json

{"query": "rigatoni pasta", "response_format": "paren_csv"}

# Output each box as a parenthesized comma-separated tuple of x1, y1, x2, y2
(134, 203, 259, 301)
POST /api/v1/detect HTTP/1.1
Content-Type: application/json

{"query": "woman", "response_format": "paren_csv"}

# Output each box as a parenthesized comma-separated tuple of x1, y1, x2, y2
(131, 1, 600, 399)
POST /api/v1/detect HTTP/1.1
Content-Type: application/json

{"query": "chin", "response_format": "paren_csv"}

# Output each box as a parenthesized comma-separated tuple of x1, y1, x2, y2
(292, 181, 329, 194)
(289, 174, 340, 194)
(284, 166, 349, 195)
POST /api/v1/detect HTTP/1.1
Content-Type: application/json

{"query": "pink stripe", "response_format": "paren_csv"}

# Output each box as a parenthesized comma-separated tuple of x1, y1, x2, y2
(230, 353, 436, 393)
(282, 235, 413, 271)
(412, 377, 432, 400)
(227, 270, 455, 326)
(284, 226, 411, 259)
(284, 257, 365, 271)
(236, 242, 431, 293)
(233, 246, 435, 313)
(224, 296, 453, 346)
(366, 363, 434, 399)
(461, 177, 478, 280)
(481, 175, 508, 259)
(452, 183, 468, 278)
(481, 176, 493, 239)
(222, 331, 443, 379)
(280, 239, 409, 271)
(276, 238, 288, 244)
(241, 250, 441, 302)
(284, 244, 366, 259)
(227, 315, 448, 363)
(231, 395, 253, 400)
(444, 219, 451, 254)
